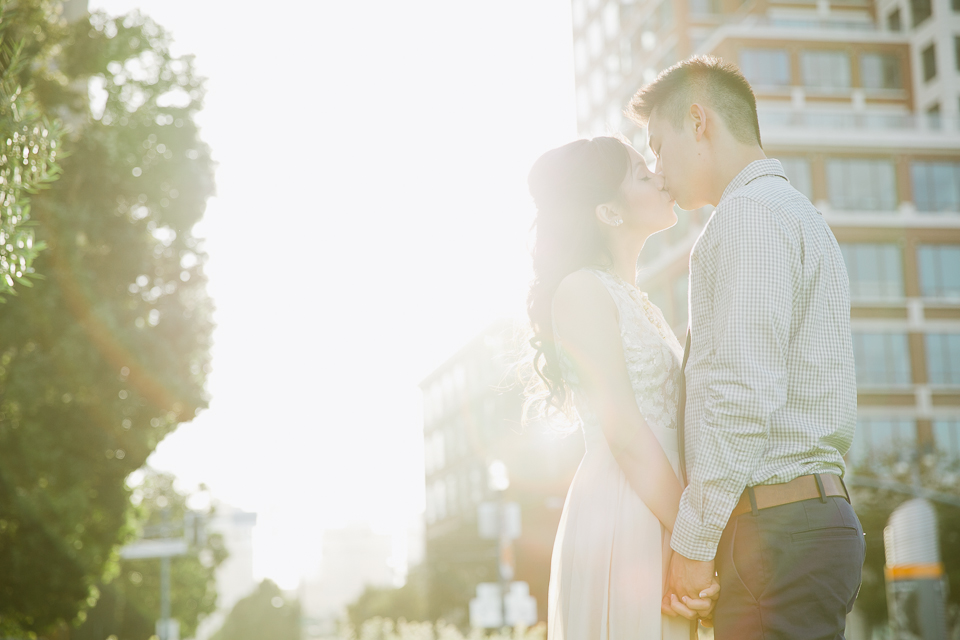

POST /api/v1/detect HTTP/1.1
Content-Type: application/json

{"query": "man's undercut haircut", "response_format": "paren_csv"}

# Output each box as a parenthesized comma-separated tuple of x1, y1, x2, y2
(628, 55, 762, 147)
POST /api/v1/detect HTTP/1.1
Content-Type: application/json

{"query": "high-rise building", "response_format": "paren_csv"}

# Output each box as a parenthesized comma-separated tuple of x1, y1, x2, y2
(299, 524, 398, 637)
(571, 0, 960, 466)
(419, 321, 584, 624)
(194, 505, 258, 640)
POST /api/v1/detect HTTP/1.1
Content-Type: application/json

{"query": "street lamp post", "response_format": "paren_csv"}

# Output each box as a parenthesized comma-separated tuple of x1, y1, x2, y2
(488, 459, 512, 625)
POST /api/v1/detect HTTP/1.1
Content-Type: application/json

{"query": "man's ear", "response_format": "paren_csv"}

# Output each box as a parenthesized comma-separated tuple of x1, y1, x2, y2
(690, 103, 707, 141)
(594, 202, 621, 227)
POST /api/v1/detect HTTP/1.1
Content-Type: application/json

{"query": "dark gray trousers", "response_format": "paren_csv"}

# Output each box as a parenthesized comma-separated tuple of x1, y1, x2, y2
(713, 495, 866, 640)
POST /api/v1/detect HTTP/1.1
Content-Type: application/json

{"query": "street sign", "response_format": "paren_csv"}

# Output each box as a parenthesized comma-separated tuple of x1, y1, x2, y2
(120, 538, 188, 559)
(504, 582, 537, 627)
(156, 619, 179, 640)
(468, 582, 538, 628)
(477, 502, 521, 540)
(469, 583, 503, 628)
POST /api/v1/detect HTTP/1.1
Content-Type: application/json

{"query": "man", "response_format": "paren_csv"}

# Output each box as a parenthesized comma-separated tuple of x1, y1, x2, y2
(628, 56, 865, 639)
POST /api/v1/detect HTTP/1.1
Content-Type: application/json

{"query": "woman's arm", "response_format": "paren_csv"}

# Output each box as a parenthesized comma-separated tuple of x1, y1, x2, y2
(553, 271, 684, 531)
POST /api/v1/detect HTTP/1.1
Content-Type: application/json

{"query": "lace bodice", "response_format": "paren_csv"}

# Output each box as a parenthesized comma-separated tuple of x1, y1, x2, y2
(557, 268, 685, 445)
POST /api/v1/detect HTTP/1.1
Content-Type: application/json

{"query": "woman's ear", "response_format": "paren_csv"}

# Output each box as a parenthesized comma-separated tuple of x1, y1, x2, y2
(595, 202, 623, 227)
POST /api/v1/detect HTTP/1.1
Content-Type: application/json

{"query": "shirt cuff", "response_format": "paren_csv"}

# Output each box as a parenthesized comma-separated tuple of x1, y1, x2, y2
(670, 507, 724, 562)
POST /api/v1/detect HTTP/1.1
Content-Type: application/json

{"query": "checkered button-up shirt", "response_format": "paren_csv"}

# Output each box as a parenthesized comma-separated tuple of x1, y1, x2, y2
(671, 159, 858, 562)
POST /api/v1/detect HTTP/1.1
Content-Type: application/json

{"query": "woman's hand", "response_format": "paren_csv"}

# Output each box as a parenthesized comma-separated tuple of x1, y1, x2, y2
(664, 579, 721, 622)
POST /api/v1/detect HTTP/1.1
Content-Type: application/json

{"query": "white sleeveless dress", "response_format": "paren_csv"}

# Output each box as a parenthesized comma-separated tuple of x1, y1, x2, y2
(547, 268, 693, 640)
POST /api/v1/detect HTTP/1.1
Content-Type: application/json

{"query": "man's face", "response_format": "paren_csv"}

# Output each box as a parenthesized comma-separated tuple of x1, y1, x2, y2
(647, 108, 705, 211)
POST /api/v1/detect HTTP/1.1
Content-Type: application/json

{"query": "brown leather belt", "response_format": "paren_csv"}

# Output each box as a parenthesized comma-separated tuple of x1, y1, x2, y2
(730, 473, 848, 518)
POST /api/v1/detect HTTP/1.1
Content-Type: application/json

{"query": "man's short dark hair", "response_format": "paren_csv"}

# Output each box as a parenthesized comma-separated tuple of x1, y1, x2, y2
(627, 55, 762, 147)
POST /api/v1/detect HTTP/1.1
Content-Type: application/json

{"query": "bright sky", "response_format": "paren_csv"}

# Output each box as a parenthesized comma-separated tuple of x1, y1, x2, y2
(89, 0, 578, 588)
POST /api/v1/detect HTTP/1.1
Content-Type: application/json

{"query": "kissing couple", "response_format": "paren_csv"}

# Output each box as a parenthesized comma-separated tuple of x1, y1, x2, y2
(525, 56, 866, 639)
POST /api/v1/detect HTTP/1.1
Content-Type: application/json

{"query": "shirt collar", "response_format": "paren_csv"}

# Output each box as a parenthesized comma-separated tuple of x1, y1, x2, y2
(719, 159, 788, 204)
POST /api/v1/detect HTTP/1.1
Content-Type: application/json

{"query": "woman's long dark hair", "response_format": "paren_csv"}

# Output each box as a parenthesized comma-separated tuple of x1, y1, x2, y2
(523, 137, 630, 425)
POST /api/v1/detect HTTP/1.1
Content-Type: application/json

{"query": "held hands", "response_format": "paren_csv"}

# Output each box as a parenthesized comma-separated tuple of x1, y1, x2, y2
(661, 552, 720, 624)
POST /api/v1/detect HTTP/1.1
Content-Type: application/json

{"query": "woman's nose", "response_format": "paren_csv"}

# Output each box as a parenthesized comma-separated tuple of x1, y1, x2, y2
(653, 171, 666, 191)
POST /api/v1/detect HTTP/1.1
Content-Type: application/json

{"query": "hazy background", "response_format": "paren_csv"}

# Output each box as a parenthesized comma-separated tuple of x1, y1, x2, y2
(89, 0, 578, 588)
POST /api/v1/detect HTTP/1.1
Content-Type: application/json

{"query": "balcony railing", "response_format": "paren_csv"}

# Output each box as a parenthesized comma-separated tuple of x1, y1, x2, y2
(760, 16, 876, 30)
(759, 110, 959, 133)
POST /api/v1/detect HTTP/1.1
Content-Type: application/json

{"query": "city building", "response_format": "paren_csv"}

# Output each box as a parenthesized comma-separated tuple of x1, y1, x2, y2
(570, 0, 960, 467)
(418, 321, 584, 625)
(299, 524, 398, 638)
(194, 505, 258, 640)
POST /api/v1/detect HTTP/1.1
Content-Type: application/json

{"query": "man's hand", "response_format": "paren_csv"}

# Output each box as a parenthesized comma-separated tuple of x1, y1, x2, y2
(664, 553, 719, 621)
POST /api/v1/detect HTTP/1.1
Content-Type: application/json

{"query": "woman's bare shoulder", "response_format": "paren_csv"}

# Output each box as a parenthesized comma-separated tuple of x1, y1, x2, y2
(553, 269, 618, 329)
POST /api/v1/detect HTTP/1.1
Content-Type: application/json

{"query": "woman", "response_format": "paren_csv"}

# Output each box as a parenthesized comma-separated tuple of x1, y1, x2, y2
(525, 137, 716, 639)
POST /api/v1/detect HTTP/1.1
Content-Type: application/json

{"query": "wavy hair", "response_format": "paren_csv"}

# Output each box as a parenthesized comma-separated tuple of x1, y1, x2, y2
(523, 137, 630, 427)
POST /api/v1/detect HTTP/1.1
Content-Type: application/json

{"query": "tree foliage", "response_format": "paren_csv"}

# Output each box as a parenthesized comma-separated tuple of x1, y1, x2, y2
(0, 4, 214, 635)
(73, 471, 228, 640)
(0, 0, 63, 299)
(347, 565, 429, 630)
(211, 580, 300, 640)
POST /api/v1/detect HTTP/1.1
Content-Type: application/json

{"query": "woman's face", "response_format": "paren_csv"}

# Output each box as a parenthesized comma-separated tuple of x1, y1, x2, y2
(616, 144, 677, 234)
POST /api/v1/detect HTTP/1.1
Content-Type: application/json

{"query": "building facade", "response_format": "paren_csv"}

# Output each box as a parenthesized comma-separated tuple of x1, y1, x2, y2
(300, 525, 398, 638)
(195, 505, 258, 640)
(571, 0, 960, 466)
(419, 321, 584, 624)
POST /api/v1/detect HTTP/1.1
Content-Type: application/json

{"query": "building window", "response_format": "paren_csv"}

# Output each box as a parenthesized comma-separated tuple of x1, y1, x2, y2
(927, 334, 960, 384)
(575, 40, 589, 75)
(590, 69, 605, 105)
(602, 2, 619, 37)
(922, 43, 937, 82)
(658, 0, 675, 29)
(446, 474, 458, 515)
(911, 0, 932, 27)
(927, 103, 942, 130)
(933, 419, 960, 460)
(659, 44, 678, 69)
(739, 49, 791, 87)
(433, 480, 447, 521)
(852, 332, 912, 386)
(850, 418, 917, 465)
(839, 243, 904, 300)
(826, 159, 897, 210)
(433, 431, 446, 471)
(918, 244, 960, 298)
(860, 53, 903, 90)
(572, 0, 588, 29)
(911, 160, 960, 212)
(887, 8, 902, 30)
(801, 51, 851, 90)
(779, 157, 812, 198)
(689, 0, 720, 15)
(587, 21, 604, 59)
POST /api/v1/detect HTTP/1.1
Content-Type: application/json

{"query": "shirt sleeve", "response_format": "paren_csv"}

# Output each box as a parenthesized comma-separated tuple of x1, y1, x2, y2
(671, 195, 797, 561)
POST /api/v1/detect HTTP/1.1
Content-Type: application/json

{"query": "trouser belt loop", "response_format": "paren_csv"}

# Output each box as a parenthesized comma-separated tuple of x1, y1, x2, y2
(840, 476, 851, 503)
(814, 473, 827, 503)
(747, 486, 759, 516)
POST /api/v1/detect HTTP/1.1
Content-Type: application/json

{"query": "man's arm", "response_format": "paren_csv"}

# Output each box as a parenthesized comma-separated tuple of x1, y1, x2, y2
(671, 195, 797, 562)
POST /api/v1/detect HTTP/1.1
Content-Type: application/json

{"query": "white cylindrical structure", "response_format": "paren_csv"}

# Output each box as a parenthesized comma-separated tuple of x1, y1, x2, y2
(883, 498, 948, 640)
(884, 498, 939, 566)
